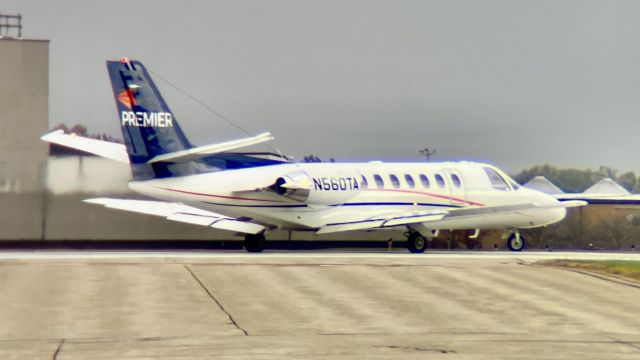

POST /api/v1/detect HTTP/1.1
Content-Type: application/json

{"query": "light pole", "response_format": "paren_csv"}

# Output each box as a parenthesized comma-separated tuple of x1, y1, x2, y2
(419, 148, 436, 162)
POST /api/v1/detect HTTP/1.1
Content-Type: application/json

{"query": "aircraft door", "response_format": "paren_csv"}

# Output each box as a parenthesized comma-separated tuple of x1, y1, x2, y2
(444, 169, 466, 205)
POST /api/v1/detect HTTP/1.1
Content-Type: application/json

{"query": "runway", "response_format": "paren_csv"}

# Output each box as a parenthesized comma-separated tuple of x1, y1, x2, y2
(1, 250, 639, 359)
(1, 249, 640, 261)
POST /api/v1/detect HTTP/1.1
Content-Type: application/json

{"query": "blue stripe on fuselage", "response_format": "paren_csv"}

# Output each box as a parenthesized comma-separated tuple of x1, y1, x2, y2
(202, 201, 462, 209)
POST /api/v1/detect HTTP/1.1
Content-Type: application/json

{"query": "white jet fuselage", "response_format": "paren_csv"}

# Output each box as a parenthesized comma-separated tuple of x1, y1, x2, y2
(40, 58, 586, 252)
(129, 161, 566, 231)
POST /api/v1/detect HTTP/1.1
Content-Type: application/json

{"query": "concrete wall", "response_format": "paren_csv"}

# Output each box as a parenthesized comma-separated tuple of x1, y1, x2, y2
(42, 156, 228, 240)
(0, 38, 49, 240)
(0, 38, 49, 193)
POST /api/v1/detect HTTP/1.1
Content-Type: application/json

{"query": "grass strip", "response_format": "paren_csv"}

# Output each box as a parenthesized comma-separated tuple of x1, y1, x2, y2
(539, 260, 640, 282)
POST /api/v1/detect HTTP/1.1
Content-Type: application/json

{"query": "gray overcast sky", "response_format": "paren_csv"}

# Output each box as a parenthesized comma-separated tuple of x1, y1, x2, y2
(4, 0, 640, 173)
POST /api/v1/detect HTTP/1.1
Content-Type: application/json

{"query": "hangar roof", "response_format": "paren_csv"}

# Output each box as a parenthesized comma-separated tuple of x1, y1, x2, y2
(584, 178, 630, 196)
(523, 176, 565, 194)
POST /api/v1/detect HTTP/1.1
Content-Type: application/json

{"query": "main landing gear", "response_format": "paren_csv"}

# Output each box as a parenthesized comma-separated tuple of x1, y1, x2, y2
(244, 233, 267, 253)
(506, 231, 525, 252)
(406, 231, 428, 253)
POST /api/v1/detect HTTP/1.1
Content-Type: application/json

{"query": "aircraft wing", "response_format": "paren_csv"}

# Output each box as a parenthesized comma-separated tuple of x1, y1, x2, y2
(316, 200, 586, 234)
(41, 130, 130, 163)
(84, 198, 265, 234)
(554, 193, 640, 204)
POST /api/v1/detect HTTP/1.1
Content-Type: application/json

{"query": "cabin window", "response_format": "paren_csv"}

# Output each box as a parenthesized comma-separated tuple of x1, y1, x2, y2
(419, 174, 430, 188)
(374, 174, 385, 189)
(483, 167, 509, 191)
(389, 174, 400, 189)
(360, 175, 368, 189)
(435, 174, 446, 188)
(450, 174, 461, 188)
(404, 174, 415, 188)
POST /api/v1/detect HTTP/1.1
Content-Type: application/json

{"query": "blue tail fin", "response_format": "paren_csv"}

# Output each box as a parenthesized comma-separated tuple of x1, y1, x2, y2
(107, 58, 194, 180)
(108, 58, 290, 179)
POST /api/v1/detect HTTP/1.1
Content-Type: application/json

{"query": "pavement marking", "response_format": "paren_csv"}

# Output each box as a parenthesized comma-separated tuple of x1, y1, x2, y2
(52, 339, 64, 360)
(607, 335, 640, 351)
(183, 265, 249, 336)
(560, 268, 640, 289)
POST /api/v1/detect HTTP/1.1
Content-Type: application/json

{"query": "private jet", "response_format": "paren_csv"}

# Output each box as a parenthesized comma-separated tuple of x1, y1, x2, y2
(41, 59, 585, 252)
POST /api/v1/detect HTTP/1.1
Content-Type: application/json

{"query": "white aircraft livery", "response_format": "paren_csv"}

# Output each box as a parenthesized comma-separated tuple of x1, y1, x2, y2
(41, 58, 586, 253)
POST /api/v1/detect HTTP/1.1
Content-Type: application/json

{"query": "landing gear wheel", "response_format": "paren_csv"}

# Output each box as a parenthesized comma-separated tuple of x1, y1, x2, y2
(407, 232, 427, 253)
(244, 234, 266, 253)
(507, 233, 525, 252)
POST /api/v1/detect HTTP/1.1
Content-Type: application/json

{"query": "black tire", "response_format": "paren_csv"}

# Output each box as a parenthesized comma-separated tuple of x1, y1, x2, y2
(244, 234, 266, 253)
(407, 232, 427, 253)
(507, 233, 525, 252)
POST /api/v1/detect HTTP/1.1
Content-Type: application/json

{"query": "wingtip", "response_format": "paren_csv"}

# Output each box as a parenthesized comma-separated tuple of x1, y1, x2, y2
(257, 132, 275, 141)
(40, 129, 64, 141)
(83, 198, 110, 205)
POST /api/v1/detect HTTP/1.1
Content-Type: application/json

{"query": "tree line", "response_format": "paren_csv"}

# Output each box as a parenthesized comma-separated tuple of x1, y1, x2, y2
(512, 165, 639, 193)
(52, 123, 123, 143)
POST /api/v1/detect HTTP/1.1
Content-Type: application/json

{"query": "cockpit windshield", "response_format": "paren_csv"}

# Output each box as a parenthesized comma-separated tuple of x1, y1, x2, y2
(483, 167, 511, 191)
(507, 177, 520, 190)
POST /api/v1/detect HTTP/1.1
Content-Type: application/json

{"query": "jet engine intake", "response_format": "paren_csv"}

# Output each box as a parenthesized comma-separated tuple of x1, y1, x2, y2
(272, 171, 312, 202)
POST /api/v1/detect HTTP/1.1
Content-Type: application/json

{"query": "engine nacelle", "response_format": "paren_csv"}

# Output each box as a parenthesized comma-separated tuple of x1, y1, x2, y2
(273, 169, 362, 206)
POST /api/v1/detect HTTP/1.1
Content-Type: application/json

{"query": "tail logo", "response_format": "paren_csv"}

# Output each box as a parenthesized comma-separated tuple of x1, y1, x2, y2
(117, 89, 136, 109)
(121, 111, 174, 128)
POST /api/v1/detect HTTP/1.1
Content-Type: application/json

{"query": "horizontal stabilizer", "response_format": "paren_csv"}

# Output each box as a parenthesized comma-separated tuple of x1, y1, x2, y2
(84, 198, 265, 234)
(147, 132, 275, 163)
(41, 130, 130, 163)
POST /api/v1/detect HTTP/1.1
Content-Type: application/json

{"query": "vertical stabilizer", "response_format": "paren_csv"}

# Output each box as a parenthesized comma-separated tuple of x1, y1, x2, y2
(106, 58, 193, 179)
